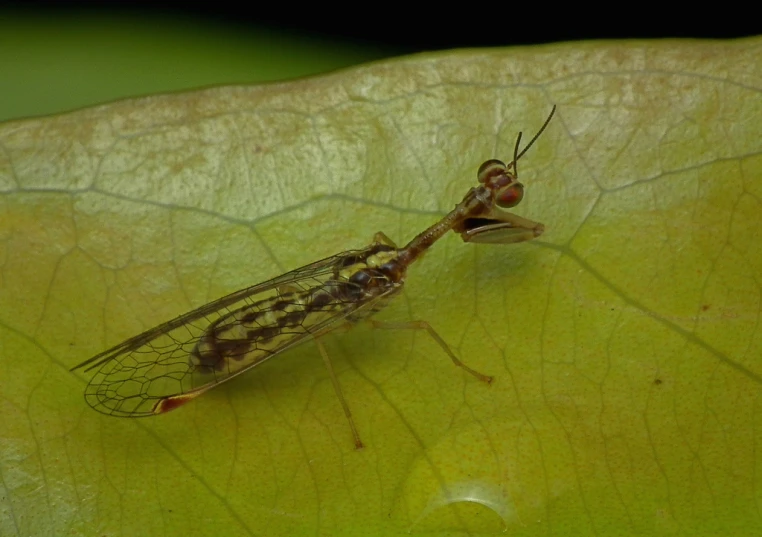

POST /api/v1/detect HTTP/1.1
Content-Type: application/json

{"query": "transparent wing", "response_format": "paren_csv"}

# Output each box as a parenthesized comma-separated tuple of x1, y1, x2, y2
(71, 249, 398, 417)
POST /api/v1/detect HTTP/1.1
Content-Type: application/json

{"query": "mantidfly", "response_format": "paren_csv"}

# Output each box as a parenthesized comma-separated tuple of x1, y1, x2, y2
(71, 106, 555, 449)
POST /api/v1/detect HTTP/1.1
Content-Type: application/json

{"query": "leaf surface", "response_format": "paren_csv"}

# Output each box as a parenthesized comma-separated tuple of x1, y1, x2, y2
(1, 39, 761, 536)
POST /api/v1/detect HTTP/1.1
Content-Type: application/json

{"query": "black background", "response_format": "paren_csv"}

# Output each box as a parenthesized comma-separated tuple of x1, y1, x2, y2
(3, 1, 758, 53)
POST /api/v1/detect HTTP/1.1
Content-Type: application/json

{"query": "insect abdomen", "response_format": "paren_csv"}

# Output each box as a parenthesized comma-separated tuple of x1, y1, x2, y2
(191, 286, 344, 373)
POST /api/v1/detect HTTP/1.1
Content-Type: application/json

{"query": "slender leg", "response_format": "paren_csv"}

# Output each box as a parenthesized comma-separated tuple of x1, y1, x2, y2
(314, 337, 364, 450)
(369, 320, 493, 384)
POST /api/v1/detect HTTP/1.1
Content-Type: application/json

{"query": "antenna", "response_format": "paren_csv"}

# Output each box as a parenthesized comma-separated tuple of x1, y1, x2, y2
(512, 105, 556, 177)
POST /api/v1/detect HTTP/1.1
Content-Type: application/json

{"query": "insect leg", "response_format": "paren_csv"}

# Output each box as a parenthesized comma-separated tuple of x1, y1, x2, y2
(314, 337, 364, 450)
(459, 211, 545, 244)
(368, 320, 493, 384)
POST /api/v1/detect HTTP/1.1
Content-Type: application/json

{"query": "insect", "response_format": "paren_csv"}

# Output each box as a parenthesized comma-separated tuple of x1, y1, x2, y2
(71, 106, 555, 448)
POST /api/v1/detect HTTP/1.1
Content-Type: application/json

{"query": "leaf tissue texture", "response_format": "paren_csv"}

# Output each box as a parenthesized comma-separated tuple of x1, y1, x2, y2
(1, 40, 761, 537)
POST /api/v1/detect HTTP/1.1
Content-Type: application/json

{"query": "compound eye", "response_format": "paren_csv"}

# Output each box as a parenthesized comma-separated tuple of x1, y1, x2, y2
(477, 159, 507, 184)
(496, 183, 524, 208)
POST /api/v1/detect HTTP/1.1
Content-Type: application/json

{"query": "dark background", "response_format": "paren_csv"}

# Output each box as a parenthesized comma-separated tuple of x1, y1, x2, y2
(3, 1, 758, 53)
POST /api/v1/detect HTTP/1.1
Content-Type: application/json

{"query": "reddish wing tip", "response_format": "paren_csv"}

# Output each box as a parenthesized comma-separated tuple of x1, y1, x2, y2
(153, 392, 197, 414)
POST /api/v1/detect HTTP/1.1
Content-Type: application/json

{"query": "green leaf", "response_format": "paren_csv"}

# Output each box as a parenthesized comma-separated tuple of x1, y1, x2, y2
(2, 39, 762, 537)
